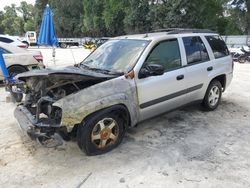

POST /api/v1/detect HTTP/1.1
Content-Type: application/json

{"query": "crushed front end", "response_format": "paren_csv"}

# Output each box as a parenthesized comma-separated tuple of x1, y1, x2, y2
(13, 67, 113, 147)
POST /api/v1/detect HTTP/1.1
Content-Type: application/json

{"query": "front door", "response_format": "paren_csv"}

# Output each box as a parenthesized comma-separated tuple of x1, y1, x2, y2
(135, 38, 187, 121)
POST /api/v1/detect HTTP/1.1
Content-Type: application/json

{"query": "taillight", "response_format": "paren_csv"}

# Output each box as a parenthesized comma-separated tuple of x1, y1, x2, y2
(18, 44, 28, 48)
(33, 53, 43, 62)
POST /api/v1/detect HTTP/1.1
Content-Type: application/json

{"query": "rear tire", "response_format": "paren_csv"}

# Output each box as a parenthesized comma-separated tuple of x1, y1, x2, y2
(77, 109, 126, 155)
(22, 41, 29, 48)
(59, 43, 67, 48)
(202, 80, 222, 111)
(8, 65, 27, 78)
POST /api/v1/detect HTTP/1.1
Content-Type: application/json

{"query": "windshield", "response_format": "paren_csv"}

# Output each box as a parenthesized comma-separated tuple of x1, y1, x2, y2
(81, 39, 150, 74)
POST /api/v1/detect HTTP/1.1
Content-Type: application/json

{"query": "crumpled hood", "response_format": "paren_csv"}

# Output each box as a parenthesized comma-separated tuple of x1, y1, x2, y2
(16, 66, 115, 93)
(16, 66, 114, 82)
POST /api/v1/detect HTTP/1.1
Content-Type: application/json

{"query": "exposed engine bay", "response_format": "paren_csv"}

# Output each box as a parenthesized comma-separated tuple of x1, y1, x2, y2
(14, 66, 115, 147)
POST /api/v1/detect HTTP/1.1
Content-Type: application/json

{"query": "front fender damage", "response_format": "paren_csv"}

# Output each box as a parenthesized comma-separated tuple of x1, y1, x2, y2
(54, 77, 139, 132)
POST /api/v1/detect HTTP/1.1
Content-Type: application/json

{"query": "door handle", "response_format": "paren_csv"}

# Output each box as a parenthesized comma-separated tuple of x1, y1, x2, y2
(207, 66, 213, 71)
(176, 75, 184, 80)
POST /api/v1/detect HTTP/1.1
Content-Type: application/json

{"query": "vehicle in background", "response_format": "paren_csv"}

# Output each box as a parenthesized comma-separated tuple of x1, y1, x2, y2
(20, 31, 37, 47)
(95, 37, 110, 48)
(0, 35, 28, 48)
(83, 37, 110, 50)
(21, 31, 110, 49)
(0, 41, 44, 81)
(58, 37, 110, 49)
(230, 46, 250, 63)
(58, 38, 84, 48)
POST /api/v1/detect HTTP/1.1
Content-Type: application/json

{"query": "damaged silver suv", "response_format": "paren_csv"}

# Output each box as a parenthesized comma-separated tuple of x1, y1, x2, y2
(14, 29, 233, 155)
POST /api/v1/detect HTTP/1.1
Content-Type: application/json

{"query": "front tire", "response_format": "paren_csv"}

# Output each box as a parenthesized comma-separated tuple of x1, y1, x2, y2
(77, 110, 126, 155)
(202, 80, 222, 111)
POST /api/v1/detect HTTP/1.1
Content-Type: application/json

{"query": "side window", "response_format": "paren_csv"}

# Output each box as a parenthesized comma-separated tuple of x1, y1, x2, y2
(183, 36, 209, 65)
(146, 39, 181, 71)
(206, 36, 229, 59)
(0, 37, 13, 43)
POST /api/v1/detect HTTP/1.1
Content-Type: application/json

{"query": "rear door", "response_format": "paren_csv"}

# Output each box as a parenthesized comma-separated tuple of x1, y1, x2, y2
(205, 35, 233, 89)
(182, 36, 213, 102)
(135, 38, 188, 121)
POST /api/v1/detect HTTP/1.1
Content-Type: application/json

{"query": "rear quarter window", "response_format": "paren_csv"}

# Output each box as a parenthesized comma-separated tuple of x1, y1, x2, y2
(205, 36, 229, 59)
(0, 37, 14, 43)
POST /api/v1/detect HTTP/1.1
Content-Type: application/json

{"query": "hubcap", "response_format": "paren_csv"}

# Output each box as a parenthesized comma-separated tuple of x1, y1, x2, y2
(91, 118, 119, 148)
(208, 86, 220, 107)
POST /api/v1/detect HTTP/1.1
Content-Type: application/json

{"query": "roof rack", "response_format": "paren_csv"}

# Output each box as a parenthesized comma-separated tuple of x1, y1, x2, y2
(152, 28, 216, 34)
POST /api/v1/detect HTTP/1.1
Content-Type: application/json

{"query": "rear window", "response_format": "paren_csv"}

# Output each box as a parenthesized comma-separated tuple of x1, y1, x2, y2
(205, 36, 229, 59)
(0, 37, 13, 43)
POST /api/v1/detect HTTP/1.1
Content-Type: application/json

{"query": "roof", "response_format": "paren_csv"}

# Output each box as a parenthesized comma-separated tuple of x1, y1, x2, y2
(114, 28, 218, 41)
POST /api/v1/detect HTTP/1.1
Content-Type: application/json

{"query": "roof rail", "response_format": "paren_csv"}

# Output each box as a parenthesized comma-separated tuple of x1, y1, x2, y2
(152, 28, 217, 34)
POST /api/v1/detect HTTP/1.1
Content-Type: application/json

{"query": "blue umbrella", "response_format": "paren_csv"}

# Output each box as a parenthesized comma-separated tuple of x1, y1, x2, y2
(38, 4, 58, 46)
(0, 49, 10, 80)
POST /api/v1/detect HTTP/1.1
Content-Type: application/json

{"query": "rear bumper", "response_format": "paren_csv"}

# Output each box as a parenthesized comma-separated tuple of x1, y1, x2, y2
(225, 72, 233, 90)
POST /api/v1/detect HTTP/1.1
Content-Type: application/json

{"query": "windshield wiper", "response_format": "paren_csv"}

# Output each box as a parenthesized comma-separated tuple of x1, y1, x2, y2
(78, 61, 123, 75)
(78, 59, 93, 67)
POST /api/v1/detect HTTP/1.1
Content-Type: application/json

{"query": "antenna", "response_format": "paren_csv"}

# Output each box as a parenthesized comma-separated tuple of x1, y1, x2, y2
(70, 48, 77, 65)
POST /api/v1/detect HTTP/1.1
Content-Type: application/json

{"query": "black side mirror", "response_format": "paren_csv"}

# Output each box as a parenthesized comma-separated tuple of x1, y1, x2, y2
(139, 63, 164, 79)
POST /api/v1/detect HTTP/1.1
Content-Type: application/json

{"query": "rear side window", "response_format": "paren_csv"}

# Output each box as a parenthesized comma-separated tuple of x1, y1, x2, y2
(205, 36, 229, 59)
(183, 36, 209, 65)
(146, 39, 181, 71)
(0, 37, 13, 43)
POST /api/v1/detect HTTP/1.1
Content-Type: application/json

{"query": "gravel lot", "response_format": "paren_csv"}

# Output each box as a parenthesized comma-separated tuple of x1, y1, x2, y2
(0, 48, 250, 188)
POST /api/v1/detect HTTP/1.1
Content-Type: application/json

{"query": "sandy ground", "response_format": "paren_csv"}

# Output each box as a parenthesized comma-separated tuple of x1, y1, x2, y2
(0, 49, 250, 188)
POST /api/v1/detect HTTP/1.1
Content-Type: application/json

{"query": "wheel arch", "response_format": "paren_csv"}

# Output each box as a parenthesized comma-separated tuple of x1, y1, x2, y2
(7, 64, 29, 72)
(22, 41, 29, 47)
(82, 104, 131, 130)
(210, 74, 226, 91)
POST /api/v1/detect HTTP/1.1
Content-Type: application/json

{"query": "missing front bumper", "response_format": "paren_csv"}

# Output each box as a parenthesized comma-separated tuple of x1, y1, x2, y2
(14, 105, 60, 139)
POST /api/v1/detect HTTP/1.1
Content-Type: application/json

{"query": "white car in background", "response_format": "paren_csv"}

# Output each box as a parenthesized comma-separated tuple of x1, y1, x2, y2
(0, 41, 44, 80)
(0, 35, 28, 48)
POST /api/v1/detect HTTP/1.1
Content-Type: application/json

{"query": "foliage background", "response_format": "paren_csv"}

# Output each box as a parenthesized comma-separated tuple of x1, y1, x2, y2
(0, 0, 249, 37)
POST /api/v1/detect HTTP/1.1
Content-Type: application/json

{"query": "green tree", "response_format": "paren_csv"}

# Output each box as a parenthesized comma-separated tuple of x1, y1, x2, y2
(103, 0, 129, 36)
(0, 11, 4, 33)
(82, 0, 105, 36)
(2, 4, 18, 35)
(230, 0, 250, 34)
(17, 1, 35, 32)
(52, 0, 83, 37)
(17, 1, 34, 22)
(124, 0, 151, 34)
(34, 0, 49, 32)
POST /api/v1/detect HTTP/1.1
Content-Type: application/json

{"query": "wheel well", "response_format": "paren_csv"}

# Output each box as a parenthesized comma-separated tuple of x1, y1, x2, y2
(22, 41, 29, 46)
(83, 104, 131, 129)
(7, 65, 28, 72)
(212, 74, 226, 91)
